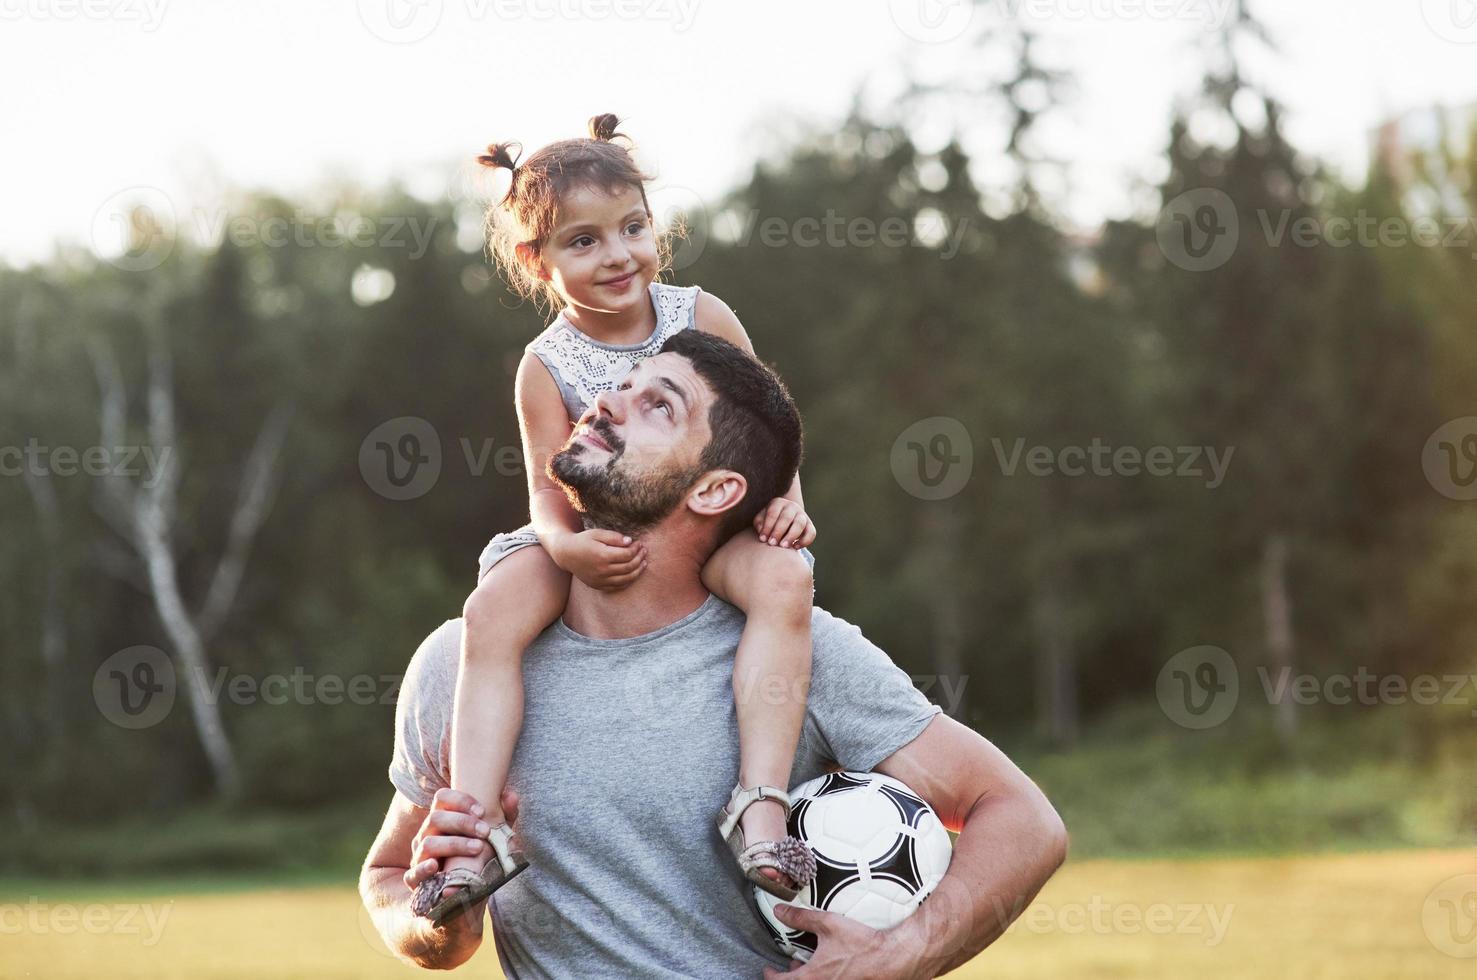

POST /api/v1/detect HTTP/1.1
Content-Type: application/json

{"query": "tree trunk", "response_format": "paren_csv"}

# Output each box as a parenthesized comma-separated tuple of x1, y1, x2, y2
(138, 522, 243, 800)
(1261, 531, 1297, 742)
(22, 468, 67, 740)
(1032, 561, 1078, 745)
(922, 504, 966, 717)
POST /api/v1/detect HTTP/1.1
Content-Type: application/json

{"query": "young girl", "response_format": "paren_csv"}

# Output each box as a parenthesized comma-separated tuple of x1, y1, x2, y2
(411, 114, 819, 926)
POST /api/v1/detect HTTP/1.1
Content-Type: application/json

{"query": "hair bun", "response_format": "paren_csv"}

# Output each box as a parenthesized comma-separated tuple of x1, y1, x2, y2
(588, 113, 622, 142)
(476, 141, 522, 171)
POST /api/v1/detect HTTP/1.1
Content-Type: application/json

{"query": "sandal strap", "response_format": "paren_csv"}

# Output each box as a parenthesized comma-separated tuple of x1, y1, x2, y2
(716, 783, 793, 841)
(739, 836, 818, 889)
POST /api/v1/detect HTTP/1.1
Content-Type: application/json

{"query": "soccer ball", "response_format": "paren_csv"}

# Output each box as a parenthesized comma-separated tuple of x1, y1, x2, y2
(754, 771, 953, 963)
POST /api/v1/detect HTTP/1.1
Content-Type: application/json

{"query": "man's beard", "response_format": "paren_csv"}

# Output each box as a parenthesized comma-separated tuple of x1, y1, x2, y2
(548, 418, 703, 538)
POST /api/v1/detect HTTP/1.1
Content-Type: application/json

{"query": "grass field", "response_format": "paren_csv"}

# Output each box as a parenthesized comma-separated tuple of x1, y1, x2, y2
(1, 849, 1472, 979)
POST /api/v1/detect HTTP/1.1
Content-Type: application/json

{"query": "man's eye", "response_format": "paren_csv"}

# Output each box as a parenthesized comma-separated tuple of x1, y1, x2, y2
(657, 401, 672, 417)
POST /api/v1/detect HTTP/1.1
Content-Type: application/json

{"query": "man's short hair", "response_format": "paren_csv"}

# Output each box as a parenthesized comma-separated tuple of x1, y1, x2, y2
(660, 329, 803, 542)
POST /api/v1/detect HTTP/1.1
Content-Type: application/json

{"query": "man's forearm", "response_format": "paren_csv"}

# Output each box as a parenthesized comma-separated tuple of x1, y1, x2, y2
(887, 789, 1067, 976)
(360, 866, 484, 970)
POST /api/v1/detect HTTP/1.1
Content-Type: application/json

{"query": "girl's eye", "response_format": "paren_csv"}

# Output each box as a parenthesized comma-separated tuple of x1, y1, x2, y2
(625, 221, 646, 235)
(572, 235, 595, 248)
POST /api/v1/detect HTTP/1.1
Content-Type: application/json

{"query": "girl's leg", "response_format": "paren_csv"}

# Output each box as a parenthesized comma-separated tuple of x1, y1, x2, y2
(701, 528, 814, 890)
(443, 544, 571, 886)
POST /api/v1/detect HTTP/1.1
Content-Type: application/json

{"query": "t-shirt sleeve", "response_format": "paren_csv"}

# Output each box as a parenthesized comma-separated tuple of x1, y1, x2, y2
(804, 607, 943, 772)
(388, 619, 459, 808)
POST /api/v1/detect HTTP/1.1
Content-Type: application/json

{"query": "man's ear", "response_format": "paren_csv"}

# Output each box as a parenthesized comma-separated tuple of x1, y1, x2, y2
(515, 242, 551, 281)
(685, 469, 747, 519)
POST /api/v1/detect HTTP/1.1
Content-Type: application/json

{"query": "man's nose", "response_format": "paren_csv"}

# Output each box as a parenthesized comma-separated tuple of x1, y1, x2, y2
(591, 387, 625, 424)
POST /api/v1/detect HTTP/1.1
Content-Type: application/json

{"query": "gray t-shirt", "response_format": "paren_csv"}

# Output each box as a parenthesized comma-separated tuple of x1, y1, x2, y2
(390, 595, 942, 979)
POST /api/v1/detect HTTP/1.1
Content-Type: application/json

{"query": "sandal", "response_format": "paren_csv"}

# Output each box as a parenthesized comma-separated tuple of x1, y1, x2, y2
(410, 822, 530, 927)
(716, 783, 817, 901)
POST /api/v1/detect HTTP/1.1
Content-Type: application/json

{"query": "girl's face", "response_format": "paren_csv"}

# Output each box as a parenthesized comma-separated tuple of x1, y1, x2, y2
(538, 183, 658, 317)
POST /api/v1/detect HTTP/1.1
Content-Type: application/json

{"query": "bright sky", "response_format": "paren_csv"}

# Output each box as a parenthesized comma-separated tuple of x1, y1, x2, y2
(2, 0, 1474, 267)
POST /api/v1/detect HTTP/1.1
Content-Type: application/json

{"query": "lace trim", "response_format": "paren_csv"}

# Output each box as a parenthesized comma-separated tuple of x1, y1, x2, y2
(529, 283, 698, 416)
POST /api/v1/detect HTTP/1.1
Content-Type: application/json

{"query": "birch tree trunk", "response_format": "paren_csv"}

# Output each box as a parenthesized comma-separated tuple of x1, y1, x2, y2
(91, 330, 291, 800)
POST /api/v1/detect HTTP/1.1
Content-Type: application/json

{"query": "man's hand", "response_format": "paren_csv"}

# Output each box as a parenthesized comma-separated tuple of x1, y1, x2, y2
(754, 498, 817, 549)
(402, 787, 522, 933)
(760, 904, 926, 980)
(549, 528, 647, 591)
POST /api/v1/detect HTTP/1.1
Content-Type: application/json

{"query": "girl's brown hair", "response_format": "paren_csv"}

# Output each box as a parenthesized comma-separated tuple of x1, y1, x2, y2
(478, 113, 671, 312)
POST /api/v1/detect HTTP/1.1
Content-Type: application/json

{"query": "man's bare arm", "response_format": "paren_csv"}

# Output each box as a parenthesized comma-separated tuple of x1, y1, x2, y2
(875, 714, 1068, 975)
(359, 789, 504, 970)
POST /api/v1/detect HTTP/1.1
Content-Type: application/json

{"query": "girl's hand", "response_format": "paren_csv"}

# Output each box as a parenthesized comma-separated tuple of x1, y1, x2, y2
(754, 498, 816, 549)
(553, 528, 647, 591)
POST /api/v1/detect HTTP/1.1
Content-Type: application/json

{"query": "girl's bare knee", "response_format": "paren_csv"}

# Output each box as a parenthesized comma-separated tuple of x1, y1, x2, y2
(463, 547, 569, 645)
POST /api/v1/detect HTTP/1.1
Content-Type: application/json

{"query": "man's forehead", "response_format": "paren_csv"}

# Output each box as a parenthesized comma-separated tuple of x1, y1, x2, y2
(630, 353, 710, 406)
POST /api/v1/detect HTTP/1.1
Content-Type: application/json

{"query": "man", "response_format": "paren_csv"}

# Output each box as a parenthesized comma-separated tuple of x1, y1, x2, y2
(361, 330, 1067, 978)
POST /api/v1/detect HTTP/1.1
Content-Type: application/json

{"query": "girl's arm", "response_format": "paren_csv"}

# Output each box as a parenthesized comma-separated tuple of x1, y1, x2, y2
(514, 350, 582, 556)
(515, 352, 649, 587)
(694, 293, 814, 546)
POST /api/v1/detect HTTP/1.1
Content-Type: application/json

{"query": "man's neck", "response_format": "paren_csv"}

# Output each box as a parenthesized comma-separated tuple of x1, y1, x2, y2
(559, 517, 716, 640)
